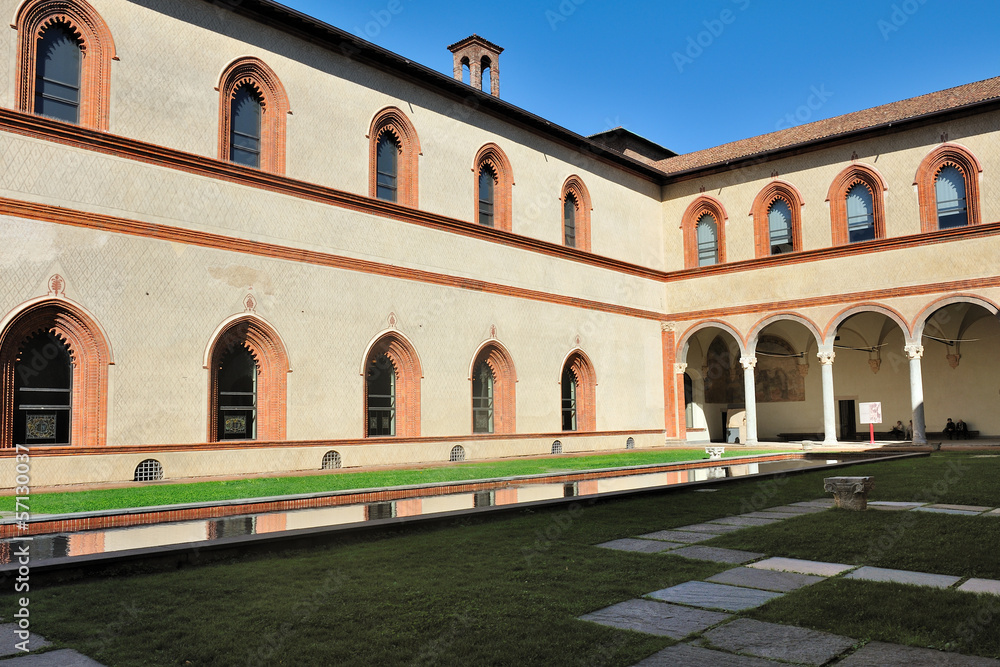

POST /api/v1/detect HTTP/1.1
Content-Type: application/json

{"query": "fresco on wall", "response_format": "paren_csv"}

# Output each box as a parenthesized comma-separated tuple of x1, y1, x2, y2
(754, 335, 806, 403)
(704, 336, 744, 404)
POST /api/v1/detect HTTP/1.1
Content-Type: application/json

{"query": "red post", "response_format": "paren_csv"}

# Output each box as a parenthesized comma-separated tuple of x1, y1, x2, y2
(870, 423, 875, 444)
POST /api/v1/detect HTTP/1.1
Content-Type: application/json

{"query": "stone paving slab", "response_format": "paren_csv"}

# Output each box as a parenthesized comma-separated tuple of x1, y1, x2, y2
(578, 599, 730, 639)
(638, 530, 715, 544)
(844, 566, 961, 589)
(913, 507, 985, 516)
(837, 641, 1000, 666)
(596, 538, 682, 553)
(868, 501, 927, 511)
(673, 522, 746, 534)
(737, 511, 795, 520)
(0, 625, 51, 657)
(0, 650, 106, 666)
(709, 516, 781, 527)
(762, 505, 827, 515)
(986, 509, 1000, 517)
(748, 557, 854, 576)
(957, 578, 1000, 595)
(702, 618, 855, 666)
(647, 581, 783, 612)
(927, 504, 994, 513)
(707, 566, 826, 592)
(634, 643, 787, 666)
(669, 546, 765, 565)
(791, 499, 835, 508)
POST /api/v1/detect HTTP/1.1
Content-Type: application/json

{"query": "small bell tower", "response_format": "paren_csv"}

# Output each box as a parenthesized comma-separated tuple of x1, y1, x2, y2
(448, 34, 503, 98)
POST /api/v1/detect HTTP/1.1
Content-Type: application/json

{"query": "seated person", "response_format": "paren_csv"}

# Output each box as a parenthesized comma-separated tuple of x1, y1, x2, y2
(955, 419, 969, 439)
(944, 418, 956, 439)
(890, 421, 905, 439)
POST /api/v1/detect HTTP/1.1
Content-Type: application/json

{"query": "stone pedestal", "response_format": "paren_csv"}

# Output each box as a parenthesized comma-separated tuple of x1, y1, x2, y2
(706, 446, 725, 460)
(824, 476, 875, 511)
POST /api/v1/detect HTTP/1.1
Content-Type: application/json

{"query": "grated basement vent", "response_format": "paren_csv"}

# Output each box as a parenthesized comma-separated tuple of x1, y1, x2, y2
(626, 437, 635, 450)
(322, 450, 342, 470)
(551, 440, 563, 455)
(449, 445, 466, 462)
(134, 459, 164, 482)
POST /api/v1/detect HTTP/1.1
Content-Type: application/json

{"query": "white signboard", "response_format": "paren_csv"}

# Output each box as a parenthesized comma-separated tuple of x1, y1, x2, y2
(859, 402, 883, 425)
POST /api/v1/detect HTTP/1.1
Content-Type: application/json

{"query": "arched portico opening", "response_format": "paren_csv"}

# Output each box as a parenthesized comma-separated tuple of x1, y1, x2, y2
(680, 325, 745, 443)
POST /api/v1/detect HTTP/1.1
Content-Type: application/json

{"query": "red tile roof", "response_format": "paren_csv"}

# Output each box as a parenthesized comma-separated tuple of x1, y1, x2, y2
(654, 76, 1000, 176)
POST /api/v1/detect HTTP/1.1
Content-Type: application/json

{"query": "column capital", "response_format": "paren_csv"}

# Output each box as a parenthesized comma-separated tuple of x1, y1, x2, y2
(661, 322, 677, 333)
(904, 344, 925, 360)
(739, 355, 757, 370)
(818, 351, 836, 366)
(674, 363, 688, 375)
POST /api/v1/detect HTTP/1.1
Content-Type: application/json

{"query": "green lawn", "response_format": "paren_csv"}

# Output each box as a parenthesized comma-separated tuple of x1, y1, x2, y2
(9, 453, 1000, 666)
(5, 447, 793, 515)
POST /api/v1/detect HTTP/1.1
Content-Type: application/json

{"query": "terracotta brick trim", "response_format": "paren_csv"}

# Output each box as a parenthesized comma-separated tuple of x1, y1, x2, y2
(470, 340, 516, 434)
(473, 143, 513, 231)
(751, 180, 804, 258)
(682, 195, 727, 268)
(217, 56, 289, 174)
(14, 0, 116, 131)
(562, 349, 596, 432)
(368, 106, 420, 207)
(0, 298, 111, 448)
(206, 315, 289, 442)
(914, 143, 983, 233)
(561, 175, 592, 251)
(364, 331, 421, 437)
(827, 163, 887, 245)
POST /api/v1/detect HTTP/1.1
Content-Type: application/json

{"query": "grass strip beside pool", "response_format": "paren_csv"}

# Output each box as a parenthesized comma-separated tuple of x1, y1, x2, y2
(2, 447, 793, 514)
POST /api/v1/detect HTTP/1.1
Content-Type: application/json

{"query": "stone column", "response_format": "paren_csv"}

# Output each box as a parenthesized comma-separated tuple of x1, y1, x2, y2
(818, 351, 837, 445)
(740, 355, 758, 446)
(905, 344, 927, 445)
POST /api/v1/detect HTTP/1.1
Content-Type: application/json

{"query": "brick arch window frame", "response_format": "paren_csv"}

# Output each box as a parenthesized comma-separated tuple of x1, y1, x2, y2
(561, 175, 592, 251)
(468, 339, 517, 434)
(750, 180, 804, 258)
(217, 56, 290, 175)
(560, 349, 596, 432)
(14, 0, 117, 130)
(827, 163, 888, 245)
(361, 330, 422, 437)
(0, 297, 112, 448)
(914, 143, 983, 233)
(473, 143, 514, 231)
(368, 106, 421, 208)
(205, 315, 289, 442)
(682, 195, 728, 268)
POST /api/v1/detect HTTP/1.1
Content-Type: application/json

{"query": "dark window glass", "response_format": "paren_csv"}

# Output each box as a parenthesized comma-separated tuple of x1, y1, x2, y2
(376, 134, 399, 203)
(367, 353, 395, 436)
(561, 366, 577, 432)
(768, 199, 794, 254)
(230, 85, 262, 168)
(472, 362, 494, 433)
(564, 196, 577, 248)
(34, 25, 81, 124)
(217, 346, 257, 441)
(14, 331, 72, 446)
(846, 183, 876, 243)
(696, 214, 718, 266)
(935, 165, 968, 229)
(684, 373, 694, 429)
(478, 166, 495, 227)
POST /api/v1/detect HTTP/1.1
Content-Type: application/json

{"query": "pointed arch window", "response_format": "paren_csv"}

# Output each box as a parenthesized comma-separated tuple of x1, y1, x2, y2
(473, 144, 513, 231)
(14, 331, 73, 446)
(34, 24, 81, 124)
(230, 84, 263, 169)
(561, 365, 577, 431)
(478, 164, 496, 227)
(563, 194, 578, 248)
(845, 183, 876, 243)
(15, 0, 117, 130)
(682, 196, 727, 268)
(767, 200, 794, 254)
(560, 176, 592, 251)
(934, 166, 967, 229)
(376, 132, 400, 203)
(560, 351, 596, 432)
(216, 345, 257, 440)
(472, 362, 495, 433)
(366, 353, 396, 436)
(915, 144, 982, 233)
(752, 182, 804, 257)
(828, 164, 887, 245)
(696, 214, 719, 266)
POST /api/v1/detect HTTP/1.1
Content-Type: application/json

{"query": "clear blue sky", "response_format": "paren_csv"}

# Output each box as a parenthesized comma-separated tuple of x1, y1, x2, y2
(279, 0, 1000, 155)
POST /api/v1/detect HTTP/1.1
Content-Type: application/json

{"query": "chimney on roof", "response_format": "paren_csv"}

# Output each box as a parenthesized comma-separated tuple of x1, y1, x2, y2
(448, 35, 503, 98)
